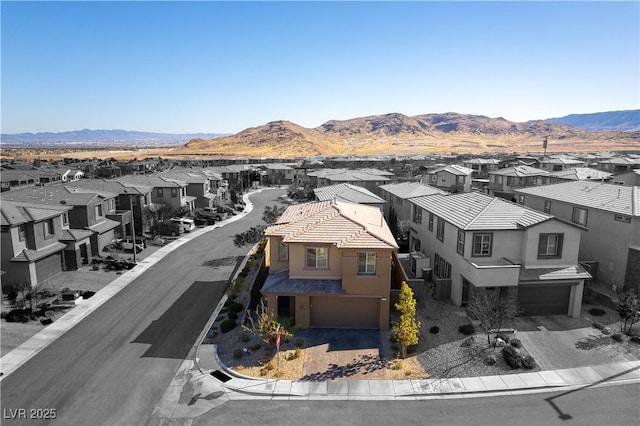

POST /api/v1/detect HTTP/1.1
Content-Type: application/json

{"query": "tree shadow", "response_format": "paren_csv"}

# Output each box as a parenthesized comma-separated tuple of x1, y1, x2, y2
(575, 335, 613, 350)
(299, 354, 388, 381)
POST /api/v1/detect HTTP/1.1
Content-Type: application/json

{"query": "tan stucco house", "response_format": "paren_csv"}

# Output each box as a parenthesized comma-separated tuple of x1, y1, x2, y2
(262, 200, 400, 330)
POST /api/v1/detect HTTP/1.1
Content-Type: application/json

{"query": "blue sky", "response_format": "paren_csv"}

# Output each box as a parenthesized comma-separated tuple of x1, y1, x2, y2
(2, 1, 638, 134)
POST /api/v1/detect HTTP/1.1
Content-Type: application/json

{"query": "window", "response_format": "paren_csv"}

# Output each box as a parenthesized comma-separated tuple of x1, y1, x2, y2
(171, 188, 178, 198)
(507, 177, 515, 186)
(115, 197, 120, 208)
(428, 213, 434, 231)
(357, 252, 376, 275)
(496, 175, 503, 184)
(433, 253, 451, 279)
(18, 224, 26, 241)
(95, 204, 103, 218)
(43, 218, 54, 237)
(543, 200, 551, 214)
(572, 207, 588, 226)
(157, 188, 164, 198)
(518, 194, 525, 205)
(431, 175, 437, 182)
(412, 204, 422, 224)
(436, 217, 445, 241)
(472, 233, 493, 257)
(306, 247, 328, 269)
(457, 229, 465, 255)
(538, 233, 563, 258)
(614, 214, 631, 223)
(278, 241, 288, 261)
(457, 175, 465, 184)
(62, 212, 69, 226)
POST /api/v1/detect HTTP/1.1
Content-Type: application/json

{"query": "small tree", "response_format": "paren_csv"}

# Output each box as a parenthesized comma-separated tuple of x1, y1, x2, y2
(262, 205, 286, 225)
(243, 298, 291, 348)
(233, 226, 265, 247)
(467, 290, 519, 346)
(616, 288, 640, 334)
(391, 281, 421, 359)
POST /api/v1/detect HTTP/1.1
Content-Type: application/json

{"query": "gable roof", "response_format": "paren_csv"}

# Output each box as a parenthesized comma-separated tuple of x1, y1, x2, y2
(428, 164, 474, 176)
(66, 179, 152, 195)
(489, 165, 549, 177)
(267, 200, 397, 249)
(547, 167, 612, 181)
(313, 183, 385, 205)
(1, 186, 115, 207)
(515, 181, 640, 216)
(410, 192, 553, 231)
(379, 182, 445, 199)
(1, 200, 71, 226)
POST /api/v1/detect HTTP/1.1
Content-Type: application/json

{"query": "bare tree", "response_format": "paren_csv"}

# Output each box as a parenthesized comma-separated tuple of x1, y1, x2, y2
(467, 290, 519, 346)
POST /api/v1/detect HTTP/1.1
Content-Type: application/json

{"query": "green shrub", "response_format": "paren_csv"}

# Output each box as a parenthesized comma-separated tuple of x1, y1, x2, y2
(227, 311, 238, 320)
(265, 359, 275, 371)
(233, 349, 243, 359)
(612, 333, 624, 342)
(220, 319, 237, 333)
(240, 333, 250, 342)
(522, 354, 536, 369)
(224, 298, 235, 307)
(429, 326, 440, 334)
(592, 322, 605, 330)
(485, 354, 497, 365)
(250, 343, 261, 351)
(510, 338, 522, 348)
(294, 347, 302, 359)
(589, 308, 606, 317)
(459, 323, 475, 335)
(502, 345, 523, 369)
(228, 302, 243, 313)
(295, 339, 304, 348)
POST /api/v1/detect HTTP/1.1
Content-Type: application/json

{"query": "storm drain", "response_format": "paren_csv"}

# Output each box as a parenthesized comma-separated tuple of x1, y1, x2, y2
(210, 370, 232, 382)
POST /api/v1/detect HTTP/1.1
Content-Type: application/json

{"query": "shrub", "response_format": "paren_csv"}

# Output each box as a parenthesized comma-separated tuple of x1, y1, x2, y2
(630, 337, 640, 345)
(228, 302, 243, 313)
(294, 347, 302, 359)
(592, 322, 605, 331)
(295, 339, 304, 348)
(233, 349, 243, 359)
(510, 338, 522, 348)
(220, 319, 237, 333)
(240, 333, 250, 342)
(522, 354, 536, 369)
(224, 299, 235, 307)
(485, 354, 497, 365)
(390, 360, 403, 370)
(250, 343, 261, 351)
(429, 326, 440, 334)
(227, 311, 238, 320)
(497, 333, 512, 344)
(612, 333, 624, 342)
(265, 359, 275, 371)
(459, 323, 475, 335)
(589, 308, 607, 317)
(502, 345, 523, 369)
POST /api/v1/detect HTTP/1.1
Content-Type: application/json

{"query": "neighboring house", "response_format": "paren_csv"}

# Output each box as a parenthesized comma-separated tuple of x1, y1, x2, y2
(116, 175, 194, 212)
(407, 192, 589, 317)
(596, 157, 640, 174)
(263, 164, 297, 186)
(378, 182, 445, 229)
(308, 168, 393, 196)
(611, 169, 640, 187)
(462, 158, 502, 178)
(1, 200, 73, 289)
(538, 156, 585, 172)
(541, 168, 612, 185)
(262, 200, 402, 330)
(488, 166, 549, 201)
(1, 170, 41, 192)
(159, 170, 217, 209)
(423, 165, 473, 193)
(515, 182, 640, 294)
(313, 183, 386, 210)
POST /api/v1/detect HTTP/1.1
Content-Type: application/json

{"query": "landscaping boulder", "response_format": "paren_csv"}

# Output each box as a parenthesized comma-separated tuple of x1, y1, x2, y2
(461, 336, 475, 347)
(485, 353, 497, 365)
(494, 337, 506, 347)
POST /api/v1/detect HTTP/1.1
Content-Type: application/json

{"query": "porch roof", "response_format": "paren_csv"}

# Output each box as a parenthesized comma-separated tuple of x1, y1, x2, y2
(519, 265, 592, 282)
(261, 270, 343, 295)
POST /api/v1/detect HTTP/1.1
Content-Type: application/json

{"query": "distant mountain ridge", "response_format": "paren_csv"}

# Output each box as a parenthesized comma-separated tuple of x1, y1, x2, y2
(1, 129, 227, 148)
(547, 110, 640, 131)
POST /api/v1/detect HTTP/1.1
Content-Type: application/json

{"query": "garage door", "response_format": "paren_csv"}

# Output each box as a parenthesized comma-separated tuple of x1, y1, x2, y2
(310, 296, 379, 329)
(517, 284, 571, 316)
(35, 252, 63, 283)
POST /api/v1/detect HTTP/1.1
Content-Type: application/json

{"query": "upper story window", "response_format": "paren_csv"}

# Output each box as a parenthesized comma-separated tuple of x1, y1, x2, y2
(431, 174, 437, 182)
(457, 175, 465, 184)
(507, 177, 515, 186)
(571, 207, 588, 227)
(436, 217, 445, 242)
(171, 188, 178, 198)
(18, 224, 26, 241)
(457, 229, 465, 255)
(412, 204, 422, 224)
(496, 175, 503, 184)
(278, 241, 288, 261)
(543, 200, 551, 214)
(472, 233, 493, 257)
(538, 233, 563, 258)
(357, 252, 376, 275)
(115, 197, 121, 208)
(95, 204, 103, 218)
(62, 212, 69, 226)
(306, 247, 328, 269)
(428, 213, 434, 231)
(43, 218, 55, 237)
(157, 188, 164, 198)
(518, 194, 525, 205)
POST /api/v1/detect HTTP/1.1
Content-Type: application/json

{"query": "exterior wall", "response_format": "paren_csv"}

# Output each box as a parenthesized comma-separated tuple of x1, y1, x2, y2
(34, 252, 63, 284)
(340, 248, 392, 296)
(32, 216, 64, 251)
(288, 243, 342, 279)
(519, 193, 638, 287)
(151, 186, 186, 211)
(521, 220, 582, 268)
(624, 247, 640, 294)
(265, 236, 290, 272)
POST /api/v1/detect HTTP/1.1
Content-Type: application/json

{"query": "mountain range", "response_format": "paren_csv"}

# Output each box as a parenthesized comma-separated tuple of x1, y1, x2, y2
(548, 110, 640, 131)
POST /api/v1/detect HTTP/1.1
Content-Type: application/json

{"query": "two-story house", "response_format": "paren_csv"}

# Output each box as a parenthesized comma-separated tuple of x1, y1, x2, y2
(538, 156, 585, 172)
(116, 175, 194, 213)
(488, 166, 549, 201)
(313, 183, 386, 210)
(159, 170, 216, 209)
(596, 157, 640, 174)
(515, 182, 640, 295)
(378, 182, 445, 234)
(1, 200, 73, 289)
(541, 168, 612, 185)
(462, 158, 502, 178)
(408, 192, 589, 317)
(423, 165, 473, 193)
(262, 200, 400, 330)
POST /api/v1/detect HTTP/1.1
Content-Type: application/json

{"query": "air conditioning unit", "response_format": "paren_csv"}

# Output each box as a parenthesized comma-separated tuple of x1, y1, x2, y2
(410, 251, 431, 278)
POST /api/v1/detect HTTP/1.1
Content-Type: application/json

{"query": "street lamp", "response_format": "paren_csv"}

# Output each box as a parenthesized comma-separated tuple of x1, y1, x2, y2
(125, 189, 137, 264)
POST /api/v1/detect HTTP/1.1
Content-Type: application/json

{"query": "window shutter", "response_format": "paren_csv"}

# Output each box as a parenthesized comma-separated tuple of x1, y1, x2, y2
(537, 235, 546, 256)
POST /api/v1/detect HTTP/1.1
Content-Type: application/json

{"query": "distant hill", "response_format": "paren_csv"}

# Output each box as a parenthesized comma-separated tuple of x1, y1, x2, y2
(182, 112, 640, 157)
(547, 110, 640, 131)
(0, 129, 227, 148)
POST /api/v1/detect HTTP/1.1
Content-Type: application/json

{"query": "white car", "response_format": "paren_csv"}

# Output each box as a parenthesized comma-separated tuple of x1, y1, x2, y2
(117, 238, 145, 253)
(169, 217, 195, 232)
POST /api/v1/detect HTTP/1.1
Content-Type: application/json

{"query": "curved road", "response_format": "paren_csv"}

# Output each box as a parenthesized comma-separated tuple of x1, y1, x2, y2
(0, 189, 287, 426)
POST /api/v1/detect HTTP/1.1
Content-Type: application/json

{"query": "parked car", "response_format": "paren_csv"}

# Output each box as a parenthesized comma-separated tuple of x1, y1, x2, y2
(155, 221, 184, 237)
(196, 207, 224, 221)
(117, 237, 145, 253)
(194, 215, 216, 226)
(169, 217, 195, 232)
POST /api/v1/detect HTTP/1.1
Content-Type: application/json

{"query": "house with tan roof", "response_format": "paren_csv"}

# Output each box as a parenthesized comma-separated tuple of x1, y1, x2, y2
(313, 183, 385, 210)
(262, 200, 403, 329)
(515, 181, 640, 294)
(408, 192, 589, 317)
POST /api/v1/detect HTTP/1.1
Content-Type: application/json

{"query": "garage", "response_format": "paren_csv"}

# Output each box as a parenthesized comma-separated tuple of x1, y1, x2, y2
(517, 284, 571, 316)
(310, 296, 379, 329)
(35, 252, 63, 283)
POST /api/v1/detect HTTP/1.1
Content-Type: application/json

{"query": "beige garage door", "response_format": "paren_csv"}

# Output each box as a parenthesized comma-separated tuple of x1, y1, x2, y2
(310, 296, 379, 329)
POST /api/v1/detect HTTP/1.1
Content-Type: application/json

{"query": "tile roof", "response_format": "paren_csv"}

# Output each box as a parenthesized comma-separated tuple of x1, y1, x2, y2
(547, 168, 612, 181)
(60, 228, 94, 241)
(519, 265, 591, 281)
(541, 156, 584, 165)
(489, 166, 549, 177)
(115, 175, 186, 188)
(66, 179, 152, 194)
(88, 218, 120, 234)
(11, 242, 67, 262)
(314, 183, 385, 204)
(379, 182, 445, 199)
(515, 181, 640, 216)
(1, 200, 71, 226)
(261, 270, 343, 295)
(410, 192, 552, 230)
(464, 158, 501, 165)
(1, 186, 114, 206)
(267, 200, 397, 249)
(429, 164, 474, 176)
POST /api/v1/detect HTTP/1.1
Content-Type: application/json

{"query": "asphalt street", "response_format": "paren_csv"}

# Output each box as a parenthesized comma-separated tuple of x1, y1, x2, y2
(0, 189, 287, 426)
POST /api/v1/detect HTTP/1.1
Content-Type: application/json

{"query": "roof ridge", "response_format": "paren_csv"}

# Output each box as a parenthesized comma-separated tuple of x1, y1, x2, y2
(283, 206, 339, 240)
(464, 194, 495, 230)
